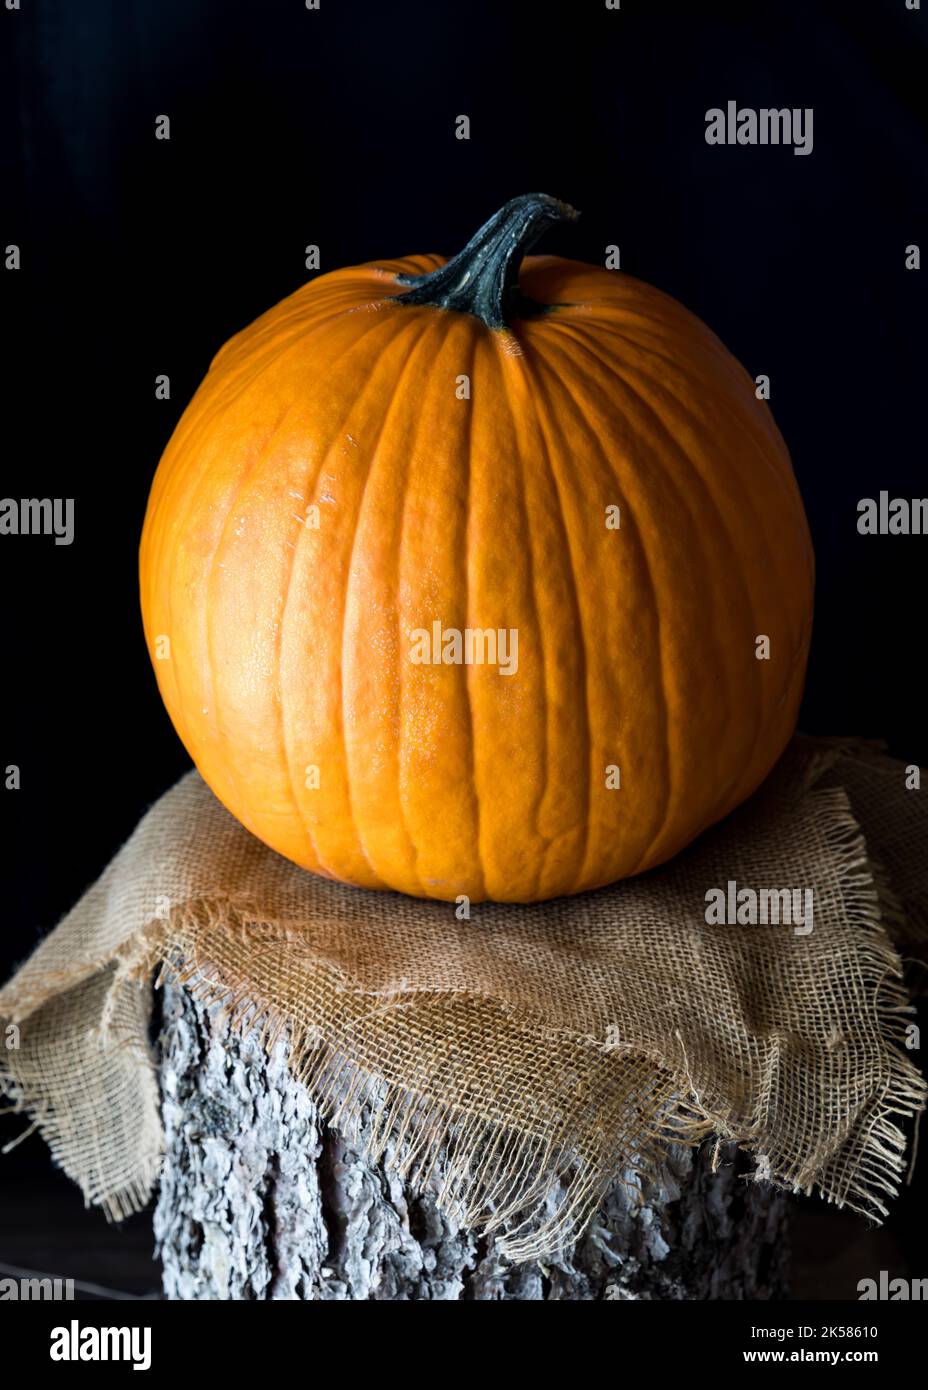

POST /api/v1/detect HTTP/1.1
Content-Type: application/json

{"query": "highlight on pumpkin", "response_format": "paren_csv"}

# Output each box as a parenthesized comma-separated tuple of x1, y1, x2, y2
(140, 194, 814, 904)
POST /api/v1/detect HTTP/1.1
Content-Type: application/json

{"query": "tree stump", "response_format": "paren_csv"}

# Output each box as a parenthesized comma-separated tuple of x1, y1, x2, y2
(154, 978, 790, 1300)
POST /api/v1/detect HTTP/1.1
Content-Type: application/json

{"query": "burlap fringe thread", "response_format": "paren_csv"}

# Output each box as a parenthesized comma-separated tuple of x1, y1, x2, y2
(1, 736, 926, 1262)
(116, 912, 681, 1261)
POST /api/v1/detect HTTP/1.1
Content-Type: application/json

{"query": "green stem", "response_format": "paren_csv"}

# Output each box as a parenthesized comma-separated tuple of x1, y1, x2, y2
(394, 193, 579, 329)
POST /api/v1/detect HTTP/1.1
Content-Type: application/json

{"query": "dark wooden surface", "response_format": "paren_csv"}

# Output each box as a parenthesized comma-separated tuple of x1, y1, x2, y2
(0, 1174, 161, 1301)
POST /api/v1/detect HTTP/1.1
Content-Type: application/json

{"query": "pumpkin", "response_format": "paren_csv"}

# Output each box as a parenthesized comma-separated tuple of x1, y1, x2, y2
(140, 194, 814, 903)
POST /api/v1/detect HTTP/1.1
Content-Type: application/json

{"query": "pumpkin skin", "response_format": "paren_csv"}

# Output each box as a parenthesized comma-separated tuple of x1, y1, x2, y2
(140, 195, 813, 903)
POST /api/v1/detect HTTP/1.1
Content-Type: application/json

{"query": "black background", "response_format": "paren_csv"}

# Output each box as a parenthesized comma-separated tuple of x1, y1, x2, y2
(0, 0, 925, 1294)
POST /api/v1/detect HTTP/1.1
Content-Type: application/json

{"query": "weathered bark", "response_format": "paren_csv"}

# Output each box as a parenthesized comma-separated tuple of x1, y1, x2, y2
(154, 978, 790, 1300)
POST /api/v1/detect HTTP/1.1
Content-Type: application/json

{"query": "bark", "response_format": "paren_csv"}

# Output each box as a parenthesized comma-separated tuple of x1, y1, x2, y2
(154, 978, 790, 1300)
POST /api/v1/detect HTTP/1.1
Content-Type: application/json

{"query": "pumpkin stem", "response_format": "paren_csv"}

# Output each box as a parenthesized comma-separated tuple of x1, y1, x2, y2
(394, 193, 579, 329)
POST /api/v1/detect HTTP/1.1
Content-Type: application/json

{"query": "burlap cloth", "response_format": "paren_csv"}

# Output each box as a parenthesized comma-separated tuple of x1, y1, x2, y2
(1, 736, 925, 1261)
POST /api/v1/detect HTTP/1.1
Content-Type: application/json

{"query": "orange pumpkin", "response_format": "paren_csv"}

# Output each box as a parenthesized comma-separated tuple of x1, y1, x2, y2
(140, 194, 814, 903)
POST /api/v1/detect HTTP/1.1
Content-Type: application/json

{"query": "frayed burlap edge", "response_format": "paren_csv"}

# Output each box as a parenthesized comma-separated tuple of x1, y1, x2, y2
(119, 914, 684, 1261)
(1, 741, 925, 1261)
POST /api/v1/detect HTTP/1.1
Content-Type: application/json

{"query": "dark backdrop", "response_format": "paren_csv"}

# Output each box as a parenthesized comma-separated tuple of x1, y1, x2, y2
(0, 0, 924, 1240)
